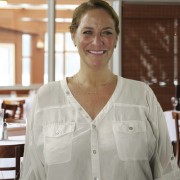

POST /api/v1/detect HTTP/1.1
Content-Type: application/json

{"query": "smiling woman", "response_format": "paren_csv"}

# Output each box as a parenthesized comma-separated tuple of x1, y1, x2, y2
(20, 1, 180, 180)
(71, 8, 117, 69)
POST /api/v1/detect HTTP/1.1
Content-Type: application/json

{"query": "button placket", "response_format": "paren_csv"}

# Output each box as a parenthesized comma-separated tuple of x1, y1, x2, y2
(91, 124, 101, 180)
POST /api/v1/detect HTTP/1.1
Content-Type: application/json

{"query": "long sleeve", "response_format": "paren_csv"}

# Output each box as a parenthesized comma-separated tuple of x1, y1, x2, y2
(20, 96, 46, 180)
(146, 86, 180, 179)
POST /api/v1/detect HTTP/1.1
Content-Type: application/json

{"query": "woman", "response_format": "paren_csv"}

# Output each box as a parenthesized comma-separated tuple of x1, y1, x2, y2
(20, 0, 180, 179)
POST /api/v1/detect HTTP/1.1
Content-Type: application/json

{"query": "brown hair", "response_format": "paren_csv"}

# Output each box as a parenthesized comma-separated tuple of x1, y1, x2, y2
(69, 0, 120, 35)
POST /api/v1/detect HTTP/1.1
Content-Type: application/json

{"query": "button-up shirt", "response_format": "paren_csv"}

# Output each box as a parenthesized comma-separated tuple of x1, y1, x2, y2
(20, 76, 180, 180)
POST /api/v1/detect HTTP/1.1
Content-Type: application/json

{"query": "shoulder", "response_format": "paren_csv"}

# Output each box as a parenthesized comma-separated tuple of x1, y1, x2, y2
(37, 81, 62, 96)
(34, 80, 67, 109)
(120, 77, 150, 92)
(121, 77, 145, 86)
(119, 76, 156, 104)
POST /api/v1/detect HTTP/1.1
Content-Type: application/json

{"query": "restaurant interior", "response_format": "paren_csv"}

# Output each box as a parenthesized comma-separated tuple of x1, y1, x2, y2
(0, 0, 180, 179)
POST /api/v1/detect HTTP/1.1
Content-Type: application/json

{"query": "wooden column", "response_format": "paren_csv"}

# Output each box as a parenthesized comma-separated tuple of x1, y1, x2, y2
(31, 34, 44, 84)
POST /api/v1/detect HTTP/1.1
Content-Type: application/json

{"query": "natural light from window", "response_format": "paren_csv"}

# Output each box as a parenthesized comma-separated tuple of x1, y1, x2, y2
(44, 32, 80, 84)
(0, 43, 15, 86)
(22, 34, 31, 86)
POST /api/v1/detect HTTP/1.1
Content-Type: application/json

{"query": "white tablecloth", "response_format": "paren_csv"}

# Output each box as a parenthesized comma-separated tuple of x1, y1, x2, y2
(0, 135, 25, 145)
(164, 110, 177, 142)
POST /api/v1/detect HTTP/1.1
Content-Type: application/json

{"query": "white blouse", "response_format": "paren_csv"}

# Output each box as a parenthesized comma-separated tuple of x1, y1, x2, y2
(20, 76, 180, 180)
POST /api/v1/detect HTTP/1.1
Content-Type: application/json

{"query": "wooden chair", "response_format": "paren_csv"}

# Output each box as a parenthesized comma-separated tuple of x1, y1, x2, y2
(172, 111, 180, 166)
(1, 100, 26, 123)
(0, 144, 24, 180)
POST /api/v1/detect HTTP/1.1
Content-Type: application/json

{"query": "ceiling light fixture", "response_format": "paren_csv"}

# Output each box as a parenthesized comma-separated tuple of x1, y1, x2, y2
(36, 40, 44, 49)
(0, 0, 7, 6)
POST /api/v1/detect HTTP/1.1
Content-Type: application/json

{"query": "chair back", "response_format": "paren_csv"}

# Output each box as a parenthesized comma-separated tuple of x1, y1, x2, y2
(1, 100, 26, 123)
(1, 104, 18, 119)
(0, 144, 24, 180)
(172, 111, 180, 166)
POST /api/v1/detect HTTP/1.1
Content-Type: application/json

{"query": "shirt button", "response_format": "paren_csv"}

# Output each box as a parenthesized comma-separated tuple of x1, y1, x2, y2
(56, 130, 60, 135)
(129, 126, 133, 130)
(93, 150, 96, 154)
(92, 124, 96, 129)
(66, 91, 70, 95)
(94, 177, 99, 180)
(78, 107, 82, 111)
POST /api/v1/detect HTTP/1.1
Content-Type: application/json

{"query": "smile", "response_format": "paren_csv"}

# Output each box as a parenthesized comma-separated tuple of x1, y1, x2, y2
(88, 50, 106, 55)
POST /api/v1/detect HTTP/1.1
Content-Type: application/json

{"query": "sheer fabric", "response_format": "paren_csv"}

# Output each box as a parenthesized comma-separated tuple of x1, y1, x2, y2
(20, 76, 180, 180)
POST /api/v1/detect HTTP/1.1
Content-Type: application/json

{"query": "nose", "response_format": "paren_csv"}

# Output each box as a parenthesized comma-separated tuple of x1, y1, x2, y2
(91, 34, 104, 46)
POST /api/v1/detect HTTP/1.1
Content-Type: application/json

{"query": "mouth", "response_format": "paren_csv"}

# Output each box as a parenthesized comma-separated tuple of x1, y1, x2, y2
(88, 50, 106, 55)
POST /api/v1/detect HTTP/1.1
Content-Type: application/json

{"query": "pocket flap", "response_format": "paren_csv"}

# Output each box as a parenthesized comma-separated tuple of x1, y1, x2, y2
(45, 122, 76, 137)
(113, 120, 146, 134)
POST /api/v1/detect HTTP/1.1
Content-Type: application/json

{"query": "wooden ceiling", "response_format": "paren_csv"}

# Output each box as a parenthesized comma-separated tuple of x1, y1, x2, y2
(0, 0, 85, 34)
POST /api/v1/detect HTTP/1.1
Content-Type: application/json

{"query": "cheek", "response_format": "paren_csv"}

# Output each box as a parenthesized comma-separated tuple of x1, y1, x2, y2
(81, 36, 92, 43)
(76, 40, 87, 54)
(106, 39, 116, 48)
(76, 35, 117, 48)
(77, 37, 91, 48)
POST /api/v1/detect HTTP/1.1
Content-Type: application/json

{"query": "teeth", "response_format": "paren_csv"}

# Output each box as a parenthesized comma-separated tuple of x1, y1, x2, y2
(89, 51, 104, 54)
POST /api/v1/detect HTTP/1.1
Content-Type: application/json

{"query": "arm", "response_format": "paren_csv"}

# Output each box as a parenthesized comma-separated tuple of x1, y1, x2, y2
(20, 96, 46, 180)
(146, 86, 180, 179)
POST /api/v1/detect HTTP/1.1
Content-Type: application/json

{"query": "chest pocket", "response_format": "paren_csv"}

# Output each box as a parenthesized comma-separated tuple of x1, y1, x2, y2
(44, 122, 75, 165)
(113, 120, 148, 161)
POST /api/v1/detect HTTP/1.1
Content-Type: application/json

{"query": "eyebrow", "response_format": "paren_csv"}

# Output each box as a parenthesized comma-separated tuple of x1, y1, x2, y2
(82, 27, 114, 30)
(82, 27, 93, 30)
(102, 27, 114, 31)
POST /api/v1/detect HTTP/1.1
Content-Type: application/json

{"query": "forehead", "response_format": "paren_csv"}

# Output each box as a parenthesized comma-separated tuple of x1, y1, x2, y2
(78, 9, 115, 29)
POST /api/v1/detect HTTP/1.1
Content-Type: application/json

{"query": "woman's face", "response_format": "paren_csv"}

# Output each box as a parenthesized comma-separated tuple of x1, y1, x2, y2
(72, 8, 118, 70)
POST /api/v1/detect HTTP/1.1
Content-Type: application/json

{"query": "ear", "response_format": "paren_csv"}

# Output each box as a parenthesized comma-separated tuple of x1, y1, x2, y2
(71, 33, 76, 47)
(115, 35, 119, 48)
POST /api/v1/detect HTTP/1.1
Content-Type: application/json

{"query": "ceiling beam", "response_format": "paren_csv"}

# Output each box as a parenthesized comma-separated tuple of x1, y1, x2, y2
(0, 9, 73, 19)
(0, 20, 71, 34)
(1, 0, 79, 34)
(0, 20, 42, 34)
(7, 0, 84, 5)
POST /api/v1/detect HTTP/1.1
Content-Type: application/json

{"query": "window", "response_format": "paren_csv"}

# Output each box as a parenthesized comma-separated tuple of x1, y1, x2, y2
(22, 34, 31, 86)
(64, 33, 80, 77)
(44, 32, 80, 83)
(0, 43, 15, 86)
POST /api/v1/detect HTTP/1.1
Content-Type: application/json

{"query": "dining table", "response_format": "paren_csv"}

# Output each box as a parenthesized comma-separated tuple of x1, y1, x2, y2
(7, 123, 26, 137)
(0, 135, 25, 179)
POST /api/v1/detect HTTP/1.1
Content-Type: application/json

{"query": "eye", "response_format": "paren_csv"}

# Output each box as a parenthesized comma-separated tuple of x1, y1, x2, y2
(101, 31, 113, 36)
(83, 31, 93, 35)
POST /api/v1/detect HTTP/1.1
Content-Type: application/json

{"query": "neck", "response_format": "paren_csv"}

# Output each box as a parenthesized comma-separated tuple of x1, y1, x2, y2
(76, 70, 114, 87)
